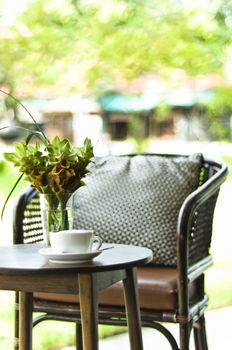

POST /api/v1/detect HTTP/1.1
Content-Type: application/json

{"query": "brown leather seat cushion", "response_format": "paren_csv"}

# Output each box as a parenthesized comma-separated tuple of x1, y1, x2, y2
(98, 266, 178, 310)
(34, 266, 198, 310)
(34, 266, 197, 311)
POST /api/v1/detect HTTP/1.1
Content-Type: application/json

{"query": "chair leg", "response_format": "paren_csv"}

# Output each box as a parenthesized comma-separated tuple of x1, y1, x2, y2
(179, 323, 190, 350)
(14, 292, 19, 350)
(193, 315, 208, 350)
(75, 323, 83, 350)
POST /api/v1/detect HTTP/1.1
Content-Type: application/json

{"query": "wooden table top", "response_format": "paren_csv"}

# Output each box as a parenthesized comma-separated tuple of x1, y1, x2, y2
(0, 243, 153, 274)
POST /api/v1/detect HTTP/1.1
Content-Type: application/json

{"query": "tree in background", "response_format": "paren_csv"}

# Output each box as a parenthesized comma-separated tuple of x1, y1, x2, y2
(1, 0, 232, 144)
(203, 87, 232, 140)
(0, 0, 232, 95)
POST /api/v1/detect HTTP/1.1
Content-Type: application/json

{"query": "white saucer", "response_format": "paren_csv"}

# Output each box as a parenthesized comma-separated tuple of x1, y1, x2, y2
(38, 247, 102, 264)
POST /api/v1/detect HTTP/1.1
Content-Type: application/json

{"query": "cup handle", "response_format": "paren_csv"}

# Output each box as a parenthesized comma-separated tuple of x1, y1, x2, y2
(91, 235, 102, 251)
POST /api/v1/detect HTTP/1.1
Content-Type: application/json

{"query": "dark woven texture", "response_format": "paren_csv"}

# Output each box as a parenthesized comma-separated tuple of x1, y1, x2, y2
(188, 166, 219, 266)
(21, 196, 43, 244)
(73, 154, 202, 266)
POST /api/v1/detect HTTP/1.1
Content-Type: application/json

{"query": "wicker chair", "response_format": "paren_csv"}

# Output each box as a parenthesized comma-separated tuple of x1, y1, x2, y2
(13, 153, 228, 350)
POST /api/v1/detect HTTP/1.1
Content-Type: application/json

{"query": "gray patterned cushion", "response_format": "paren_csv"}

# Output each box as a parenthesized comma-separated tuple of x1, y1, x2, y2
(73, 154, 202, 266)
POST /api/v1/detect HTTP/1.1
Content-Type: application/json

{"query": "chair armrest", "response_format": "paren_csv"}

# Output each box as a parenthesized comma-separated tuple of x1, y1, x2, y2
(187, 255, 213, 283)
(176, 159, 228, 315)
(177, 159, 228, 268)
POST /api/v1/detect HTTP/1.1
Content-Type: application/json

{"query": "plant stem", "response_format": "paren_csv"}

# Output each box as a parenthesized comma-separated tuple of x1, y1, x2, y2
(0, 89, 49, 142)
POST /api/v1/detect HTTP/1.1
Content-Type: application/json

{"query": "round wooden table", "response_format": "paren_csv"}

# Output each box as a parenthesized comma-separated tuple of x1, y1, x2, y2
(0, 243, 153, 350)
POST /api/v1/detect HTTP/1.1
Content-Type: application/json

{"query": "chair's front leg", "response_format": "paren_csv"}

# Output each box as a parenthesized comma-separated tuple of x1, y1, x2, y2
(179, 323, 191, 350)
(19, 291, 33, 350)
(123, 267, 144, 350)
(75, 323, 83, 350)
(78, 273, 99, 350)
(193, 315, 208, 350)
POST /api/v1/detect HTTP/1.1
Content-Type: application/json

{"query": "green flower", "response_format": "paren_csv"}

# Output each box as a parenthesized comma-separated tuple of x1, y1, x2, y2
(4, 136, 94, 194)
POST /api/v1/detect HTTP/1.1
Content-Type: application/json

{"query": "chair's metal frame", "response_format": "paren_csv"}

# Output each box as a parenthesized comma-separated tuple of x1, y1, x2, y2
(13, 154, 228, 350)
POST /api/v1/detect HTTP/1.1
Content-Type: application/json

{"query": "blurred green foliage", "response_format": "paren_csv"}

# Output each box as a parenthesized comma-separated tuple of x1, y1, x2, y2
(0, 162, 26, 198)
(204, 88, 232, 141)
(1, 0, 232, 142)
(0, 159, 6, 173)
(222, 155, 232, 179)
(1, 0, 232, 97)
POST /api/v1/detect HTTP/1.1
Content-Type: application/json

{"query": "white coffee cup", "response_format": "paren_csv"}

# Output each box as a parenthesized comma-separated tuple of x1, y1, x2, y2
(50, 229, 102, 254)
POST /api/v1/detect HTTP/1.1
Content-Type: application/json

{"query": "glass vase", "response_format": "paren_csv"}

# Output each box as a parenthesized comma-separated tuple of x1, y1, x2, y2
(40, 193, 74, 246)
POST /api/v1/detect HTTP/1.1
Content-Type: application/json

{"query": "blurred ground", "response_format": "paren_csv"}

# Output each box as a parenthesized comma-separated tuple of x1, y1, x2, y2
(63, 307, 232, 350)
